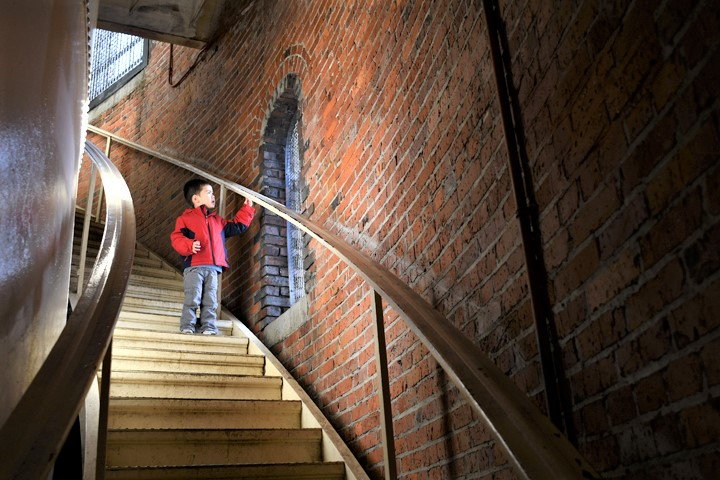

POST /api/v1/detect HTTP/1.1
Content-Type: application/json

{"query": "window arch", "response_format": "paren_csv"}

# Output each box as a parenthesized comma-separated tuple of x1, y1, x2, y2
(257, 74, 307, 330)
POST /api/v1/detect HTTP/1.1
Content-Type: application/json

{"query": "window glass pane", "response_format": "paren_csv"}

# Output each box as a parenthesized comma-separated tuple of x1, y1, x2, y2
(89, 29, 146, 107)
(285, 118, 305, 304)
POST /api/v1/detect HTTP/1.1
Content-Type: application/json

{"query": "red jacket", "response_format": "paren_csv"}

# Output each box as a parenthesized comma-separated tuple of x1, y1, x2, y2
(170, 204, 255, 271)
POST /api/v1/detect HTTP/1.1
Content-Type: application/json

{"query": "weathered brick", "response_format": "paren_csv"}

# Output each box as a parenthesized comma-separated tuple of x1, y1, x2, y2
(669, 278, 720, 349)
(666, 354, 703, 402)
(625, 258, 685, 330)
(605, 385, 636, 426)
(84, 0, 720, 477)
(634, 371, 668, 414)
(681, 402, 720, 448)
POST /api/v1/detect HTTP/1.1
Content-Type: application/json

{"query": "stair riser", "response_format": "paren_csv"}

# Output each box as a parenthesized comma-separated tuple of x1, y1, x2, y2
(72, 264, 180, 281)
(106, 430, 322, 467)
(111, 359, 263, 376)
(108, 401, 301, 430)
(121, 301, 184, 315)
(108, 383, 280, 400)
(113, 342, 247, 356)
(128, 275, 184, 289)
(74, 253, 163, 269)
(105, 373, 282, 401)
(125, 287, 184, 302)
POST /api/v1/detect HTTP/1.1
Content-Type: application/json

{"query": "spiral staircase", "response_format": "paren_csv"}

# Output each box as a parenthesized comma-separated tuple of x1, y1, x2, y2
(72, 215, 349, 479)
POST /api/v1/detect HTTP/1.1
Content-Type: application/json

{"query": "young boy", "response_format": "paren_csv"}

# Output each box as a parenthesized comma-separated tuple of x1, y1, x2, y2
(170, 179, 255, 335)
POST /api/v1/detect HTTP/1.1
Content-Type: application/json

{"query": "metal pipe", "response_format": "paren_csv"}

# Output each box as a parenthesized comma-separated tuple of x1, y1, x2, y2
(481, 0, 574, 439)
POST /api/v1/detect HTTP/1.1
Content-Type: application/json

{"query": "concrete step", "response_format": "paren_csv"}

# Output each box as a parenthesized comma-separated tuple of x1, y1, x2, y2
(128, 273, 184, 290)
(125, 284, 184, 302)
(112, 329, 249, 355)
(108, 398, 302, 430)
(121, 296, 183, 315)
(130, 263, 182, 279)
(116, 312, 233, 335)
(106, 428, 323, 467)
(73, 252, 163, 270)
(105, 462, 346, 480)
(111, 347, 265, 376)
(71, 263, 181, 282)
(104, 371, 283, 400)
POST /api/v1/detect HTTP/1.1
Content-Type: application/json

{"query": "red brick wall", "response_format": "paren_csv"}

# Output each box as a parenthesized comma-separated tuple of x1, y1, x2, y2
(88, 0, 720, 478)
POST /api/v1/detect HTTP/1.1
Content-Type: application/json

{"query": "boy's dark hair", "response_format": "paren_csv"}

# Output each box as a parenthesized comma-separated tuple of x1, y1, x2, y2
(183, 179, 210, 206)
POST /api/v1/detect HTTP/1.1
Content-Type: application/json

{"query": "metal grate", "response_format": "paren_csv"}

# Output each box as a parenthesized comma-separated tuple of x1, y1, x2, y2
(285, 117, 306, 304)
(89, 29, 147, 108)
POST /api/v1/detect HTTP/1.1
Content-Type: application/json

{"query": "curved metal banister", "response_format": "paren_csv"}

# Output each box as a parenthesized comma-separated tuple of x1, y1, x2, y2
(87, 125, 598, 479)
(0, 140, 136, 479)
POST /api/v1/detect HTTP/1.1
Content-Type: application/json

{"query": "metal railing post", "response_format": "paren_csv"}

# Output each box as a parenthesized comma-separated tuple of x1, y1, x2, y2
(94, 138, 111, 222)
(216, 185, 227, 319)
(371, 290, 397, 480)
(95, 339, 113, 480)
(77, 161, 97, 295)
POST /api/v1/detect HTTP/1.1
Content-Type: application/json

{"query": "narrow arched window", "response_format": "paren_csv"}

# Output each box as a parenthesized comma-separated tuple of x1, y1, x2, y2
(285, 116, 305, 304)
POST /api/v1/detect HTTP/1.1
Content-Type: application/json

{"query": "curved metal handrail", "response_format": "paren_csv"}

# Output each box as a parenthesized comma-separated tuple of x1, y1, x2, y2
(0, 140, 136, 479)
(87, 125, 598, 479)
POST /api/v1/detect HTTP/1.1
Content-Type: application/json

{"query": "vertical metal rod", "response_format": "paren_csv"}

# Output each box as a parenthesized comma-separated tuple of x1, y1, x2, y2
(96, 339, 113, 480)
(371, 290, 397, 480)
(77, 162, 97, 296)
(94, 137, 111, 222)
(216, 185, 227, 319)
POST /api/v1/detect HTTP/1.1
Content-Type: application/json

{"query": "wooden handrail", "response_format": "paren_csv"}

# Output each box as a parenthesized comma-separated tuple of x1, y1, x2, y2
(87, 125, 599, 479)
(0, 140, 136, 479)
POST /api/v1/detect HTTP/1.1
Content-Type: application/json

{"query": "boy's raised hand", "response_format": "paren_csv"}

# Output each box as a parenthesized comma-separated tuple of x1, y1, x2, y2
(244, 197, 254, 207)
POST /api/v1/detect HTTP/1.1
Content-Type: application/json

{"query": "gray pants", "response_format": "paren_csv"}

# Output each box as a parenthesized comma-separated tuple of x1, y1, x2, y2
(180, 266, 219, 334)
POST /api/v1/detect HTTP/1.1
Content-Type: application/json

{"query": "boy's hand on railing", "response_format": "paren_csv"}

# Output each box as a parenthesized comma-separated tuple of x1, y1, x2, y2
(244, 197, 253, 207)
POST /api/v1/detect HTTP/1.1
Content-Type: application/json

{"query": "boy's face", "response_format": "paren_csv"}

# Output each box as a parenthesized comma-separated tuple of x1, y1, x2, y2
(192, 184, 215, 209)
